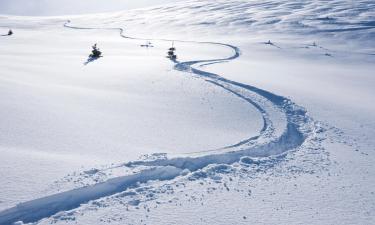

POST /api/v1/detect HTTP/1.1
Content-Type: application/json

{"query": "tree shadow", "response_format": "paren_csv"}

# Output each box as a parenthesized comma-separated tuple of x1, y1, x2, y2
(84, 56, 102, 65)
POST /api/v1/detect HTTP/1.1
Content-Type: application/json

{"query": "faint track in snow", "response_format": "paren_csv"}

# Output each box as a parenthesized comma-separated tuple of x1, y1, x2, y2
(0, 20, 318, 225)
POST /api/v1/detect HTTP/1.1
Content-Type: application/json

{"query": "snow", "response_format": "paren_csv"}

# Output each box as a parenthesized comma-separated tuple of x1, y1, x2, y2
(0, 0, 180, 16)
(0, 166, 183, 224)
(0, 20, 262, 211)
(0, 0, 375, 225)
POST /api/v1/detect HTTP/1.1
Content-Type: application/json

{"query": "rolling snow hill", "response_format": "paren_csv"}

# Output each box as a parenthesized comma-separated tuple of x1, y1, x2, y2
(0, 0, 374, 224)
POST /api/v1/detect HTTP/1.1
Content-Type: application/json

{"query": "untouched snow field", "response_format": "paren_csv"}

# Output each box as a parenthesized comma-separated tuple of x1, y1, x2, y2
(0, 0, 180, 16)
(0, 0, 374, 224)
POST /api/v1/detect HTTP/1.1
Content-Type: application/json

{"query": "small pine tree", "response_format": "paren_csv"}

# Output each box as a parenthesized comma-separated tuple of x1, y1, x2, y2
(167, 41, 177, 59)
(90, 44, 102, 58)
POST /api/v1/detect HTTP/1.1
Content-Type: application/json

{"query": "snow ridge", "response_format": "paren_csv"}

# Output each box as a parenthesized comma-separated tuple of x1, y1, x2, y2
(0, 20, 317, 225)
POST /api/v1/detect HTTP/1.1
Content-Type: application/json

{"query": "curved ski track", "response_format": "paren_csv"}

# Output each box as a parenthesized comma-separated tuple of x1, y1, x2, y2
(0, 20, 317, 225)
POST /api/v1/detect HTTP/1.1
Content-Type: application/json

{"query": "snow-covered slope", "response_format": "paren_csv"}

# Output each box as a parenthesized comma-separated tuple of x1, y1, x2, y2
(62, 0, 375, 50)
(0, 0, 179, 16)
(0, 1, 374, 225)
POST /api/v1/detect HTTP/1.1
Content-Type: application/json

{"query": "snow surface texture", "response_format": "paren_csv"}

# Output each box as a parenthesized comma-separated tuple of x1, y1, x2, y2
(0, 0, 374, 224)
(0, 0, 180, 16)
(62, 0, 375, 52)
(0, 19, 315, 224)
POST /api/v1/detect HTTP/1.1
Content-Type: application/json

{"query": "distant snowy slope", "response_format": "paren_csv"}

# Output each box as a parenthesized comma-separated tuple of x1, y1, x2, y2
(1, 0, 374, 50)
(53, 0, 375, 50)
(0, 0, 179, 16)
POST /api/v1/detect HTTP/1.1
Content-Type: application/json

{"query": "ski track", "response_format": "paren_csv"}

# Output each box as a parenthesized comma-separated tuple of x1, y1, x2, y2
(0, 20, 318, 225)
